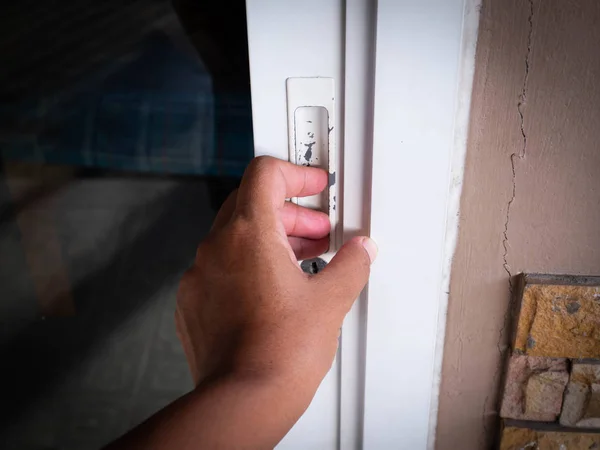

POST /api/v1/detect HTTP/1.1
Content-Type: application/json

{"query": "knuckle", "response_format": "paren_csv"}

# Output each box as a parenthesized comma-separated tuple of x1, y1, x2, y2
(228, 214, 253, 236)
(248, 155, 278, 177)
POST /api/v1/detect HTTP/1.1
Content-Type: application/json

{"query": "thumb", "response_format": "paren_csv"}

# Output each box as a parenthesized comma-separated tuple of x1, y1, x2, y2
(316, 236, 378, 310)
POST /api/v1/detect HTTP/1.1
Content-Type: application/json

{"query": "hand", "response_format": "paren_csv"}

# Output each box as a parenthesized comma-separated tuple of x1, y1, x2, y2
(174, 157, 376, 446)
(107, 157, 377, 450)
(176, 156, 376, 387)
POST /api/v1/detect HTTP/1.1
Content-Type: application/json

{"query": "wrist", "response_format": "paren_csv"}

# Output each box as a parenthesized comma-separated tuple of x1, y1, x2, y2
(188, 365, 318, 448)
(226, 325, 338, 392)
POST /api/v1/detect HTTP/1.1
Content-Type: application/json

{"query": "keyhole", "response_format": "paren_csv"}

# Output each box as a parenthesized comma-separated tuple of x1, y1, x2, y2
(301, 257, 327, 275)
(310, 261, 319, 274)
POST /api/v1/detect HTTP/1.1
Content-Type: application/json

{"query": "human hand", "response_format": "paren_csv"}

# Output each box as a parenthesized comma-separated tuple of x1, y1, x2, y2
(106, 157, 377, 450)
(175, 156, 377, 396)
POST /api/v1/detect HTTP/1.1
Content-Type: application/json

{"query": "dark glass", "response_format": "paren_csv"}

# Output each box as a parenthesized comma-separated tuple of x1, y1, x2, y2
(0, 1, 252, 448)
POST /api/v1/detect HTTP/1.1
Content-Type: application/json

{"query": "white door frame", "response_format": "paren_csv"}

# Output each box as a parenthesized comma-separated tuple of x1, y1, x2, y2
(245, 1, 481, 448)
(365, 1, 481, 449)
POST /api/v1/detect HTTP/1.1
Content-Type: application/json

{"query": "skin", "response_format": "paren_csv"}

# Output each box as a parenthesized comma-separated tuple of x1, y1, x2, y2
(107, 156, 377, 450)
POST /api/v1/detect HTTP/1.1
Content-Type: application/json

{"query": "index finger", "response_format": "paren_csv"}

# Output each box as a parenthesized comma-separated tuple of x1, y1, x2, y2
(236, 156, 328, 215)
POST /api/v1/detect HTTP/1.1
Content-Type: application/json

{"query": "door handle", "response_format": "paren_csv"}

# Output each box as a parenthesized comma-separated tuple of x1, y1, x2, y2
(286, 77, 338, 260)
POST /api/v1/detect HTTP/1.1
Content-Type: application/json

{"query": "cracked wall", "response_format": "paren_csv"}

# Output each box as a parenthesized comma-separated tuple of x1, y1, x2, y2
(436, 0, 600, 449)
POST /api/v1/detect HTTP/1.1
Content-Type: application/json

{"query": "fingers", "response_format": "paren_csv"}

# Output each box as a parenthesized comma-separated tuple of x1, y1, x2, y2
(315, 237, 378, 311)
(211, 189, 238, 231)
(281, 202, 330, 239)
(289, 236, 330, 261)
(237, 156, 328, 215)
(213, 190, 329, 239)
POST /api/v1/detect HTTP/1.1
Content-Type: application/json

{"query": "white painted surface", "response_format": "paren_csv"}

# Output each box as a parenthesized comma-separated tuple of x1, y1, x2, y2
(364, 0, 474, 449)
(246, 0, 479, 448)
(246, 1, 343, 448)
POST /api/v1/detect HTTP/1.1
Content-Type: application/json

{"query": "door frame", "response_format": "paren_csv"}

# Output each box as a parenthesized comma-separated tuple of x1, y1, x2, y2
(245, 1, 481, 448)
(364, 1, 481, 448)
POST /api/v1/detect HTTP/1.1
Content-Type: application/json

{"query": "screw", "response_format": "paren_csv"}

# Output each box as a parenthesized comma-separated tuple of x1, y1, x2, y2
(301, 257, 327, 275)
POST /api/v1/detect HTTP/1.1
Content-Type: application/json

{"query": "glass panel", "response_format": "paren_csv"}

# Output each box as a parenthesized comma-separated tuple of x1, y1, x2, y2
(0, 1, 252, 448)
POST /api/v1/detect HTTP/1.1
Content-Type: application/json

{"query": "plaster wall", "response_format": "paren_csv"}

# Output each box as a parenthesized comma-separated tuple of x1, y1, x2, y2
(436, 0, 600, 448)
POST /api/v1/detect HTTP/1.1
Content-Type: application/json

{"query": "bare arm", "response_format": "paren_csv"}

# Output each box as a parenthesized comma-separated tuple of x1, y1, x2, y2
(107, 157, 377, 449)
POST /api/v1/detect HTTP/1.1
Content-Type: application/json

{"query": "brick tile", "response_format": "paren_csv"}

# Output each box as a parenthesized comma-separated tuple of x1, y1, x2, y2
(514, 282, 600, 358)
(500, 426, 600, 450)
(500, 354, 568, 421)
(560, 363, 600, 427)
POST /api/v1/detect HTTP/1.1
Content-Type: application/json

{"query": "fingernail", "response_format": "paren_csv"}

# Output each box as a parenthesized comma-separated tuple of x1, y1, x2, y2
(361, 237, 378, 263)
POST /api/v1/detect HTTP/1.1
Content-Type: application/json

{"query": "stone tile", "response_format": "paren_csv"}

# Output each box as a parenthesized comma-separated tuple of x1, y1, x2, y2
(500, 354, 568, 421)
(500, 426, 600, 450)
(560, 363, 600, 427)
(514, 283, 600, 358)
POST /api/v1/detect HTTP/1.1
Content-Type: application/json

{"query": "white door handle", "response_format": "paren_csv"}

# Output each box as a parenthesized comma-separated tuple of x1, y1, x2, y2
(286, 78, 338, 260)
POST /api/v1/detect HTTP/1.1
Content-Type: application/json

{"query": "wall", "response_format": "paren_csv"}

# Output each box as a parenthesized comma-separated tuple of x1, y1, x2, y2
(436, 0, 600, 448)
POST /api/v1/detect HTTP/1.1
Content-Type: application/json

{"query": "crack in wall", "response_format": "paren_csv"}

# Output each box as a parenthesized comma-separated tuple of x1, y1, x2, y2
(499, 0, 534, 351)
(503, 0, 533, 287)
(485, 0, 535, 444)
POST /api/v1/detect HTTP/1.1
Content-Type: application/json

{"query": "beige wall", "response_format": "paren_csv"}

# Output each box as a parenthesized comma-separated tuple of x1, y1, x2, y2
(436, 0, 600, 448)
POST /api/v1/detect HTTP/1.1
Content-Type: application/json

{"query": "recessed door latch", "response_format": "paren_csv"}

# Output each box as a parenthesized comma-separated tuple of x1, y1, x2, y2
(286, 77, 338, 261)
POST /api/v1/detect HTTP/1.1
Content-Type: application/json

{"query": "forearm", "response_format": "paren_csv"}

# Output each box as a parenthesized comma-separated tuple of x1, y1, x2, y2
(107, 371, 318, 450)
